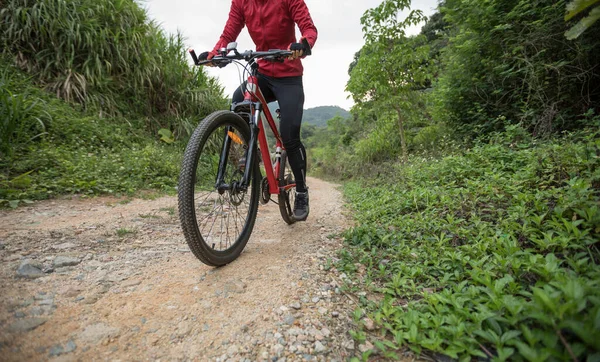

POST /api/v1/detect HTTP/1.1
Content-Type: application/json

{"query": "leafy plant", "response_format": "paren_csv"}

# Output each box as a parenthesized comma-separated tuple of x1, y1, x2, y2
(347, 0, 432, 162)
(116, 228, 136, 237)
(340, 126, 600, 360)
(0, 66, 50, 157)
(433, 0, 600, 136)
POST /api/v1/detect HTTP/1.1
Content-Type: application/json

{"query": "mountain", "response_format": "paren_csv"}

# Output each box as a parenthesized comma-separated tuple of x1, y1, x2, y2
(266, 104, 350, 127)
(302, 106, 350, 127)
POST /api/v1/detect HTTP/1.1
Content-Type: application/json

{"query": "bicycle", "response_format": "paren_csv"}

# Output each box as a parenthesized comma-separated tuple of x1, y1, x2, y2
(178, 42, 306, 266)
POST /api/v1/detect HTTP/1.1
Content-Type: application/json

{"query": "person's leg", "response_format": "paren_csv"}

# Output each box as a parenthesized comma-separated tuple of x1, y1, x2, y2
(268, 76, 307, 193)
(264, 74, 309, 220)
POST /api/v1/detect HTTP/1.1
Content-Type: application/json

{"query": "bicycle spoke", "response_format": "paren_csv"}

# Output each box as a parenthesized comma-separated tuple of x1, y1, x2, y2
(198, 197, 220, 228)
(203, 196, 221, 241)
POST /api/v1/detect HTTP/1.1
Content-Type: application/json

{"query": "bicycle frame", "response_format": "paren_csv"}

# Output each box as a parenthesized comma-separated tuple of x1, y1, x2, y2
(216, 71, 295, 197)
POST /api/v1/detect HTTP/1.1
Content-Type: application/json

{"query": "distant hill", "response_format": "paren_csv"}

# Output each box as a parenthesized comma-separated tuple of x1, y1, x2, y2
(265, 104, 350, 127)
(303, 106, 350, 127)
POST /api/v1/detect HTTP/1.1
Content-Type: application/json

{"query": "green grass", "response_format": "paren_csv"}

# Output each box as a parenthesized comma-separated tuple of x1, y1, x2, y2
(160, 207, 176, 216)
(0, 0, 229, 207)
(0, 0, 227, 132)
(340, 126, 600, 361)
(0, 59, 184, 206)
(116, 228, 137, 237)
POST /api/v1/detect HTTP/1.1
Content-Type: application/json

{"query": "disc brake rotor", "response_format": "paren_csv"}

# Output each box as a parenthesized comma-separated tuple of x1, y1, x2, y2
(229, 170, 246, 206)
(260, 177, 270, 204)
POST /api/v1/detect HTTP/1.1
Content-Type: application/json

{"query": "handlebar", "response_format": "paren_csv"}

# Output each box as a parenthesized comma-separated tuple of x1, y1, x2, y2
(189, 48, 294, 67)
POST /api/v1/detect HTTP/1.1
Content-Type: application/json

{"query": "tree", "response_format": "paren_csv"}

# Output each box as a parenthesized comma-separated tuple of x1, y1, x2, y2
(346, 0, 431, 162)
(434, 0, 600, 137)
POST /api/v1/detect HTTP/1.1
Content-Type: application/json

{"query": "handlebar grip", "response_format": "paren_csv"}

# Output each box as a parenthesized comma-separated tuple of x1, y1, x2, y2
(302, 38, 312, 56)
(189, 49, 199, 65)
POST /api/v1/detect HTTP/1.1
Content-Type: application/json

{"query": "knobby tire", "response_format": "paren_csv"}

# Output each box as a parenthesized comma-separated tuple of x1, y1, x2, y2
(178, 111, 260, 266)
(278, 150, 297, 225)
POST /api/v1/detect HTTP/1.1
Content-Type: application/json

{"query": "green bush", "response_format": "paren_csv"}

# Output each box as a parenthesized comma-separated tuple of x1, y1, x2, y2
(0, 59, 184, 206)
(340, 127, 600, 360)
(0, 0, 228, 206)
(434, 0, 600, 137)
(0, 66, 50, 157)
(0, 0, 227, 133)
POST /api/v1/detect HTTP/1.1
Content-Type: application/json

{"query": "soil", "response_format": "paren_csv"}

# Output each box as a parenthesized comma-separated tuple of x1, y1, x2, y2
(0, 177, 383, 361)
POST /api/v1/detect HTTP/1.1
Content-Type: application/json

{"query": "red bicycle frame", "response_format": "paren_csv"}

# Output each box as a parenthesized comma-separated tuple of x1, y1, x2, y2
(243, 75, 295, 195)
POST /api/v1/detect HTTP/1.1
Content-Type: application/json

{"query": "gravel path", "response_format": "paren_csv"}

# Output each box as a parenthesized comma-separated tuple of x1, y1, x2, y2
(0, 177, 369, 361)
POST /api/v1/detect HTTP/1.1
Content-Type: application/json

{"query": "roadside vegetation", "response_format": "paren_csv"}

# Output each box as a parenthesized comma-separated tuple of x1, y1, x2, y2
(302, 0, 600, 360)
(0, 0, 227, 207)
(340, 127, 600, 360)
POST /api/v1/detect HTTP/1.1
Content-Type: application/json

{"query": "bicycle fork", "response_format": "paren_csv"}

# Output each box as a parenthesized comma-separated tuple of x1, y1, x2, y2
(214, 112, 261, 194)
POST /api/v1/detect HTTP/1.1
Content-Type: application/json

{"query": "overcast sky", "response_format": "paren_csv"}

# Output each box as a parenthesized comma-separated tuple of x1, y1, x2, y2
(142, 0, 439, 109)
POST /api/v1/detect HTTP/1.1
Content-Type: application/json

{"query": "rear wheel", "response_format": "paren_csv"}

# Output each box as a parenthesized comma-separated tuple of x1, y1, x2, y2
(178, 111, 260, 266)
(278, 150, 297, 225)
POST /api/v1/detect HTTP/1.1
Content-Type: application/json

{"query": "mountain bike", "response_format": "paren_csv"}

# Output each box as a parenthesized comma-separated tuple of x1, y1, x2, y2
(178, 42, 302, 266)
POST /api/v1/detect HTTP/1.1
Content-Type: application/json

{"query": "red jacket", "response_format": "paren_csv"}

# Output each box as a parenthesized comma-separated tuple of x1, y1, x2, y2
(212, 0, 318, 78)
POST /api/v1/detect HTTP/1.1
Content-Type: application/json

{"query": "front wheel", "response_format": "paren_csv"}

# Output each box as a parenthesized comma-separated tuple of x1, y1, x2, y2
(278, 150, 297, 225)
(178, 110, 260, 266)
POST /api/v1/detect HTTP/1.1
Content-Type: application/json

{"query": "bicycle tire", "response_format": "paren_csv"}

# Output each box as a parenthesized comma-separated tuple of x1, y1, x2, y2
(178, 110, 260, 266)
(278, 150, 297, 225)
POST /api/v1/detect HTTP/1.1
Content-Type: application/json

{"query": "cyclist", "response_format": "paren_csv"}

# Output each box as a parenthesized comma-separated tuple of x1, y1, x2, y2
(198, 0, 317, 221)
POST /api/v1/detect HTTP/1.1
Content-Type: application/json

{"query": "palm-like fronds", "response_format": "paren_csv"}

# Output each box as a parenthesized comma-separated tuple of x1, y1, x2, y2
(0, 0, 227, 134)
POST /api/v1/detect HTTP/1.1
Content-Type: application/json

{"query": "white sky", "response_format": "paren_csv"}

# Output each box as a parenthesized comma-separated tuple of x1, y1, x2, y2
(142, 0, 439, 109)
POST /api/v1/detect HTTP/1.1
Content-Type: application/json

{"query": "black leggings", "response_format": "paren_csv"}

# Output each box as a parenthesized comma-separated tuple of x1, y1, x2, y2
(232, 73, 308, 192)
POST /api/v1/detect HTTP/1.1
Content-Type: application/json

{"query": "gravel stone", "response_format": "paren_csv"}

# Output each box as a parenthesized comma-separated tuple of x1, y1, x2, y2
(271, 343, 285, 356)
(363, 317, 375, 331)
(314, 341, 326, 353)
(38, 298, 54, 306)
(226, 344, 239, 356)
(79, 323, 120, 345)
(288, 327, 302, 336)
(64, 340, 77, 353)
(358, 341, 374, 353)
(223, 280, 247, 294)
(16, 260, 44, 278)
(283, 314, 295, 325)
(342, 339, 355, 350)
(7, 318, 47, 333)
(48, 345, 64, 357)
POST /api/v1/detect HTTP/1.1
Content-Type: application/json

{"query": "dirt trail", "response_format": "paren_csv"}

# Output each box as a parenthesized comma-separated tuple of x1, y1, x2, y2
(0, 177, 367, 361)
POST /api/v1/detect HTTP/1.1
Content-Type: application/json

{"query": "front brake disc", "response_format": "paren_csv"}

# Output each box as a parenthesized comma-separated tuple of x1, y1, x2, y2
(260, 177, 270, 204)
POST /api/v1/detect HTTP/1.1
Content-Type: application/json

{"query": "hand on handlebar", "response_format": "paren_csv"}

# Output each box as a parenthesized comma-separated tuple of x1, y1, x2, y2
(198, 51, 217, 66)
(288, 38, 312, 60)
(288, 43, 304, 60)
